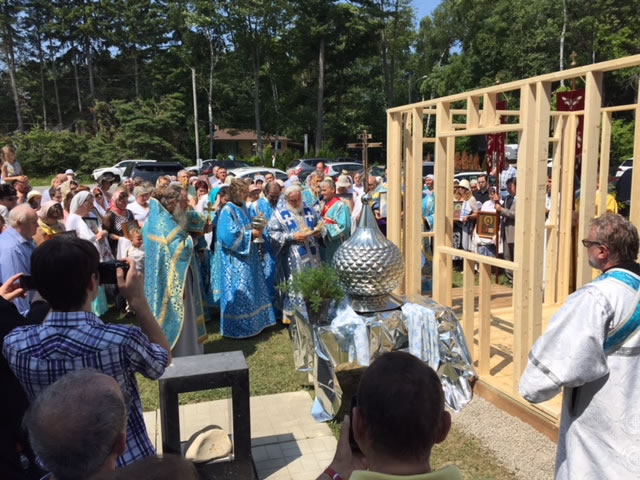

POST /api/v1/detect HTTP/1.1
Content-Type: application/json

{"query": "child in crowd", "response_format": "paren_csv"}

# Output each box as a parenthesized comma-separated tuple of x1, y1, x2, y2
(126, 228, 145, 274)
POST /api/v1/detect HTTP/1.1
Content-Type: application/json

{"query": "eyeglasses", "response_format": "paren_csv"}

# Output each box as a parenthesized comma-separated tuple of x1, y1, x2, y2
(582, 239, 606, 249)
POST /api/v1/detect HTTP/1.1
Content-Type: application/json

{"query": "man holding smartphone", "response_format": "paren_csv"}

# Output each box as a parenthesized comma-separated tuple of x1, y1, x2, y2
(3, 236, 172, 468)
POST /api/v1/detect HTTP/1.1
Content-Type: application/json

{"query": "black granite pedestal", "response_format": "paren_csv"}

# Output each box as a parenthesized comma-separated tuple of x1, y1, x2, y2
(158, 351, 254, 479)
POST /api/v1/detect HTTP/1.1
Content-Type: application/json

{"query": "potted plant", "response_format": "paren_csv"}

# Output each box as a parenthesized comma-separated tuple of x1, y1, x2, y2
(278, 264, 345, 324)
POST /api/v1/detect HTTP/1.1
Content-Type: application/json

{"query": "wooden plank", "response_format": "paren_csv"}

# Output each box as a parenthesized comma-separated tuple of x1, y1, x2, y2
(630, 79, 640, 235)
(576, 71, 603, 288)
(462, 258, 475, 357)
(512, 83, 536, 388)
(478, 261, 492, 375)
(466, 96, 481, 129)
(599, 111, 612, 216)
(527, 81, 551, 356)
(403, 112, 413, 294)
(442, 135, 456, 307)
(433, 102, 451, 304)
(601, 103, 638, 113)
(481, 92, 498, 128)
(387, 54, 640, 113)
(406, 108, 424, 295)
(440, 123, 522, 138)
(387, 112, 403, 273)
(557, 114, 577, 301)
(544, 115, 565, 305)
(438, 246, 518, 270)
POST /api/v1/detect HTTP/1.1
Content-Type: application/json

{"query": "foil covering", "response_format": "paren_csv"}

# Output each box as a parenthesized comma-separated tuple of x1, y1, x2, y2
(331, 194, 404, 312)
(292, 298, 476, 422)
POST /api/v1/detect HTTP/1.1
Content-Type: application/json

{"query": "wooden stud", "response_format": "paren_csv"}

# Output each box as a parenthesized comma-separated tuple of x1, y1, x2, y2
(386, 112, 403, 257)
(481, 92, 498, 128)
(402, 113, 413, 293)
(576, 71, 603, 288)
(438, 246, 518, 270)
(526, 81, 551, 354)
(478, 261, 492, 376)
(512, 83, 537, 387)
(599, 112, 613, 217)
(433, 102, 452, 304)
(629, 78, 640, 234)
(466, 96, 481, 129)
(462, 257, 475, 360)
(405, 108, 424, 295)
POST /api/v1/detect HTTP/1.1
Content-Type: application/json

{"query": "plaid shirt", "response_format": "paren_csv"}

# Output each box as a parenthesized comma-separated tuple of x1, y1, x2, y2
(2, 311, 169, 467)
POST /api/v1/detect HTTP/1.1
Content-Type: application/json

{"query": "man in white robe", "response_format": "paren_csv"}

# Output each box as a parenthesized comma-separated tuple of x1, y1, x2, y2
(520, 213, 640, 480)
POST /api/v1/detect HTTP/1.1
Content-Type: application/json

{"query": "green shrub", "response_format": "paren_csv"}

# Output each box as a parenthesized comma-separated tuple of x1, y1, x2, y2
(278, 264, 345, 312)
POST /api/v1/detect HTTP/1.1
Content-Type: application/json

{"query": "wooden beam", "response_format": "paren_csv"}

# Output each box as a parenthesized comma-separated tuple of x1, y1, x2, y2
(599, 111, 612, 216)
(526, 81, 551, 357)
(386, 112, 403, 257)
(478, 261, 492, 376)
(443, 135, 456, 307)
(576, 71, 603, 288)
(402, 112, 413, 294)
(437, 246, 519, 270)
(433, 102, 452, 304)
(481, 92, 498, 128)
(629, 78, 640, 234)
(406, 108, 424, 295)
(387, 54, 640, 114)
(466, 96, 481, 129)
(462, 258, 475, 360)
(440, 123, 522, 138)
(512, 83, 536, 389)
(557, 114, 577, 301)
(601, 103, 638, 113)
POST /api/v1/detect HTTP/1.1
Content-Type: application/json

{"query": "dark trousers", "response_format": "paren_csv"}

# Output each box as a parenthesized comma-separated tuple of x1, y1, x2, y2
(503, 241, 514, 282)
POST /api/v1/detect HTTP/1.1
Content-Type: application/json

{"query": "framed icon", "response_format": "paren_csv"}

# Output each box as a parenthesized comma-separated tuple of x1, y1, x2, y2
(453, 201, 463, 221)
(83, 217, 100, 235)
(477, 212, 499, 238)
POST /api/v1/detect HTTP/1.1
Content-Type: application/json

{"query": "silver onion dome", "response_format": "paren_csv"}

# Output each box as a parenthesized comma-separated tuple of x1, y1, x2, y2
(332, 192, 404, 312)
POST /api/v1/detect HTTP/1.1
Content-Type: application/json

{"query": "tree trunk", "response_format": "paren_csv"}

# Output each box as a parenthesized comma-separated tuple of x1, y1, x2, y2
(271, 77, 280, 163)
(36, 33, 48, 130)
(2, 20, 23, 132)
(133, 48, 140, 98)
(73, 46, 83, 113)
(315, 36, 325, 153)
(252, 45, 263, 160)
(208, 38, 215, 159)
(50, 52, 63, 128)
(559, 0, 567, 86)
(85, 36, 98, 132)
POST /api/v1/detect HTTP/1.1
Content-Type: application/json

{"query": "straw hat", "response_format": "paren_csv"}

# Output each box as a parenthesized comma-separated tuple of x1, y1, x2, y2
(458, 179, 471, 190)
(27, 190, 43, 201)
(336, 174, 352, 188)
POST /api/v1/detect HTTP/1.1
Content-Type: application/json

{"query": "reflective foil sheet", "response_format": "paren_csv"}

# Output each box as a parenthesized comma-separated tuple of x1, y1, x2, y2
(291, 299, 477, 422)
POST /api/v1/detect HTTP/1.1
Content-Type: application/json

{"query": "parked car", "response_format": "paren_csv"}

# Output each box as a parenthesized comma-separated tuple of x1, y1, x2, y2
(326, 162, 363, 177)
(454, 171, 497, 187)
(92, 159, 157, 182)
(422, 161, 434, 177)
(334, 156, 361, 164)
(505, 144, 519, 161)
(200, 159, 251, 176)
(616, 158, 633, 178)
(122, 161, 184, 184)
(228, 167, 288, 182)
(288, 158, 332, 181)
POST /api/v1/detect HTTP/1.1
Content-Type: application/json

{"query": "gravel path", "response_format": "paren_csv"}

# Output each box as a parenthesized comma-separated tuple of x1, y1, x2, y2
(451, 396, 557, 480)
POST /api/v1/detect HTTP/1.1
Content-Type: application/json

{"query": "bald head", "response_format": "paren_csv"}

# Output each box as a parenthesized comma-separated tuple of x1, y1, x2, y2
(8, 203, 38, 239)
(25, 369, 127, 480)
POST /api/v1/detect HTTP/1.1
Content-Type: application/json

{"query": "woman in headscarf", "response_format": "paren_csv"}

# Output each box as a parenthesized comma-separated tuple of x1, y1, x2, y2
(34, 201, 65, 245)
(102, 188, 135, 256)
(66, 191, 113, 315)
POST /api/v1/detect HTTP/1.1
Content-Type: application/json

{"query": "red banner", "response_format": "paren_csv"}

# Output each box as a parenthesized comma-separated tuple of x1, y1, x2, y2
(556, 89, 585, 173)
(486, 100, 508, 175)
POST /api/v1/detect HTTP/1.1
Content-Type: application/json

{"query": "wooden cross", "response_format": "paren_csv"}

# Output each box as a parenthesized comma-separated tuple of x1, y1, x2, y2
(203, 202, 216, 224)
(347, 130, 383, 186)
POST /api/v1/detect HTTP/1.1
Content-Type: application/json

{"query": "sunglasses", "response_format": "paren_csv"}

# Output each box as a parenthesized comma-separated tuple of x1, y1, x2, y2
(581, 239, 606, 249)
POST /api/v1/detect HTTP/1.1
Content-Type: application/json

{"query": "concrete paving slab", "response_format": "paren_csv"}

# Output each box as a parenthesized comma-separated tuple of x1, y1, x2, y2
(143, 391, 336, 480)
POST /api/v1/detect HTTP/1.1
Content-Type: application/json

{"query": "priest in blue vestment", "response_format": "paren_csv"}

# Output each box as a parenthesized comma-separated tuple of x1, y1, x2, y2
(268, 184, 323, 321)
(319, 179, 351, 263)
(249, 181, 282, 299)
(212, 179, 276, 338)
(143, 185, 207, 356)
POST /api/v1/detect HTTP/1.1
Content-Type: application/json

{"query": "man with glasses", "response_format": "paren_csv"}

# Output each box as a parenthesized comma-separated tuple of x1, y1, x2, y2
(520, 214, 640, 480)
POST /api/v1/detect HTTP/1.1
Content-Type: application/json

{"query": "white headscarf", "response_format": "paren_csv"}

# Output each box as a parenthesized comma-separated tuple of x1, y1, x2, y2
(70, 191, 92, 214)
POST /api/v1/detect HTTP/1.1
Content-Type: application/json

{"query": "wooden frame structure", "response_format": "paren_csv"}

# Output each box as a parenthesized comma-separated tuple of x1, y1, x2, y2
(387, 54, 640, 431)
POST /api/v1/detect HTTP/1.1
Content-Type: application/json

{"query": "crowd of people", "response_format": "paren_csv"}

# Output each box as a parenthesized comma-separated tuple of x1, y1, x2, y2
(2, 141, 640, 480)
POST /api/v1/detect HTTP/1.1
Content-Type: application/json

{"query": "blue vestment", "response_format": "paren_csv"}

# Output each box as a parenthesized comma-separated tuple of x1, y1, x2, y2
(268, 205, 322, 318)
(212, 203, 276, 338)
(302, 188, 319, 211)
(321, 198, 351, 263)
(422, 192, 435, 231)
(143, 198, 207, 349)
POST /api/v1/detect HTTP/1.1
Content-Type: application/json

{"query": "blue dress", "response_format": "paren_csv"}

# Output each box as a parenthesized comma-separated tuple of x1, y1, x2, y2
(212, 203, 276, 338)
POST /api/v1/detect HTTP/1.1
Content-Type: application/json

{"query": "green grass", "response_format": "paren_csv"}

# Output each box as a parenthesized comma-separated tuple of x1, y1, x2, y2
(29, 174, 93, 188)
(105, 307, 517, 479)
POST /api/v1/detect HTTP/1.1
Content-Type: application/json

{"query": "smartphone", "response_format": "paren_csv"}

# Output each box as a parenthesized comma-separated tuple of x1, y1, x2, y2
(19, 274, 35, 291)
(348, 395, 361, 453)
(98, 261, 129, 285)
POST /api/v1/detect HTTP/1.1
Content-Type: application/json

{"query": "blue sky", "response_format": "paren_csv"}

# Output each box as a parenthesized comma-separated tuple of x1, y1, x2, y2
(412, 0, 441, 23)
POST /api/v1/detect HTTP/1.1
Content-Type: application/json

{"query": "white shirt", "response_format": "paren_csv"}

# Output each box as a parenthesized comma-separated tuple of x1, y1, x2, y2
(127, 201, 149, 225)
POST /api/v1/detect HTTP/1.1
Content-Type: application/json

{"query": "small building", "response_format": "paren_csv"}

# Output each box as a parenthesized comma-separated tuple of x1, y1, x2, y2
(213, 128, 301, 157)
